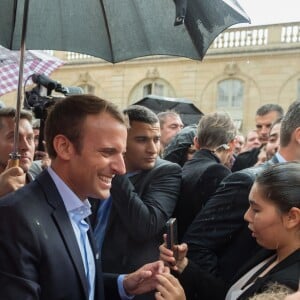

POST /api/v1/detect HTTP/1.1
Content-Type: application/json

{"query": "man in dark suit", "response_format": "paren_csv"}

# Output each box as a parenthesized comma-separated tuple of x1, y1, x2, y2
(0, 95, 165, 300)
(174, 112, 237, 240)
(181, 100, 300, 285)
(232, 103, 284, 172)
(0, 107, 36, 196)
(92, 105, 181, 300)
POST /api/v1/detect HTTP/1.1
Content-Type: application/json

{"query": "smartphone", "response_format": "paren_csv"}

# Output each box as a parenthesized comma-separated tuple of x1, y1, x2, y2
(166, 218, 178, 250)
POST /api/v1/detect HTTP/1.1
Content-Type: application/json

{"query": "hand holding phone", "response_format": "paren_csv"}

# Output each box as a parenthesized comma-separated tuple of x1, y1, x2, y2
(166, 218, 178, 264)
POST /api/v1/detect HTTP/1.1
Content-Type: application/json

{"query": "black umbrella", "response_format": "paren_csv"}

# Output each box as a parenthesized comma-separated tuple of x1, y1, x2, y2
(0, 0, 249, 165)
(1, 0, 250, 62)
(132, 95, 204, 126)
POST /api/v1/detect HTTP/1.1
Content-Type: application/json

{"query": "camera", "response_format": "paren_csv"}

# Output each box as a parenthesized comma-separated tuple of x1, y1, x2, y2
(24, 73, 83, 118)
(24, 73, 83, 150)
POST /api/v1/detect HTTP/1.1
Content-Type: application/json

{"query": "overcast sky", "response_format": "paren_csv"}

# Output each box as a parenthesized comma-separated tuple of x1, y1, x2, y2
(238, 0, 300, 26)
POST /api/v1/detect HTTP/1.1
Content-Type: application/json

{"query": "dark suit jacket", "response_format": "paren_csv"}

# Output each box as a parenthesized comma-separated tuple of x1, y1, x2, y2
(95, 158, 181, 274)
(177, 249, 300, 300)
(233, 249, 300, 299)
(231, 147, 262, 172)
(174, 149, 231, 240)
(0, 170, 119, 300)
(183, 155, 279, 283)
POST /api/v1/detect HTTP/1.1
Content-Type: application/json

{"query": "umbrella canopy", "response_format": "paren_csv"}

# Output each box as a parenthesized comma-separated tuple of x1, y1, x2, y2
(0, 0, 250, 63)
(0, 0, 249, 165)
(0, 46, 64, 96)
(133, 95, 204, 126)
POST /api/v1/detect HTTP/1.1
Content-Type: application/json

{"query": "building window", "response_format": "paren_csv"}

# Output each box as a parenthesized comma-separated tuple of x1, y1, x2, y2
(217, 79, 244, 109)
(143, 82, 165, 97)
(217, 79, 244, 131)
(78, 83, 95, 94)
(130, 79, 175, 104)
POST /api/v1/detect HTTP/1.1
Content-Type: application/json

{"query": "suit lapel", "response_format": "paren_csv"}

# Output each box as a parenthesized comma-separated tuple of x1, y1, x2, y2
(52, 209, 90, 299)
(87, 218, 101, 262)
(87, 222, 105, 300)
(36, 170, 90, 299)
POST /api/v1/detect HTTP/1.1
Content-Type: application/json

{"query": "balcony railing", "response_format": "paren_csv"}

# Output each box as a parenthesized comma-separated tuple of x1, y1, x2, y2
(213, 27, 268, 48)
(281, 24, 300, 42)
(52, 22, 300, 63)
(212, 22, 300, 50)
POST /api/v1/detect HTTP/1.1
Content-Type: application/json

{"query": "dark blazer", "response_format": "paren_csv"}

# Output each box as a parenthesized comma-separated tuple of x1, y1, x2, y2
(96, 158, 181, 274)
(231, 147, 262, 172)
(233, 248, 300, 299)
(174, 149, 231, 240)
(177, 249, 300, 300)
(183, 155, 279, 283)
(0, 170, 119, 300)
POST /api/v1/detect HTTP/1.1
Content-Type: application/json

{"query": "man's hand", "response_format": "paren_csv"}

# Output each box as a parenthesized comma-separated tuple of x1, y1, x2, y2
(123, 260, 165, 296)
(0, 166, 26, 197)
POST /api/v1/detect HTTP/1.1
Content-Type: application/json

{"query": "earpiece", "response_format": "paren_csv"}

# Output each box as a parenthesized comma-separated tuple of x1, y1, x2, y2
(214, 144, 230, 152)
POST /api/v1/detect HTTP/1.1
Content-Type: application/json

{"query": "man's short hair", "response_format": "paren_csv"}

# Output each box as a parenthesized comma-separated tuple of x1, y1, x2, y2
(256, 104, 284, 117)
(157, 110, 181, 127)
(196, 111, 237, 149)
(280, 100, 300, 147)
(32, 119, 41, 130)
(0, 107, 33, 129)
(248, 282, 293, 300)
(45, 95, 126, 159)
(123, 105, 159, 125)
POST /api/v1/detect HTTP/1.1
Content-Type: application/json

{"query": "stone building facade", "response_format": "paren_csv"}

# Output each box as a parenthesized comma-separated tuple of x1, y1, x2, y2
(2, 22, 300, 133)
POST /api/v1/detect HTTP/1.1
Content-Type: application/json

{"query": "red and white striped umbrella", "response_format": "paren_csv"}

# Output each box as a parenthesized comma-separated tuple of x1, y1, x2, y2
(0, 46, 64, 96)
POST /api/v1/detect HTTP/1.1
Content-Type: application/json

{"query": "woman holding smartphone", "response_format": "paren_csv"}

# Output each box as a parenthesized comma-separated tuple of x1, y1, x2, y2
(160, 162, 300, 300)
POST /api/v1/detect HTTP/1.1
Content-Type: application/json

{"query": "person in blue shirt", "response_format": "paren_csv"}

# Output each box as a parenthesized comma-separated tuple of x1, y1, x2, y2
(0, 95, 170, 300)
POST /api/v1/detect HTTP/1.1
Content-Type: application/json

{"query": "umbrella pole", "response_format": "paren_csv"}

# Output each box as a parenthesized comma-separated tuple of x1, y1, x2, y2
(9, 0, 30, 167)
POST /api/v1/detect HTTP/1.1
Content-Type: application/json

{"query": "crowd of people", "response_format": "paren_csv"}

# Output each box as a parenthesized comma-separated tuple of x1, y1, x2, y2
(0, 94, 299, 300)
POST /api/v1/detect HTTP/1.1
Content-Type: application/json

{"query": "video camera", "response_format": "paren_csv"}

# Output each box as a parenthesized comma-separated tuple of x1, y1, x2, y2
(24, 73, 83, 119)
(24, 74, 83, 151)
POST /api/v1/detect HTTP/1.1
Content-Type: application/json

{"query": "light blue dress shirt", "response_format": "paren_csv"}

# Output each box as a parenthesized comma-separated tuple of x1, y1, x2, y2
(47, 167, 133, 300)
(47, 167, 95, 300)
(275, 152, 286, 163)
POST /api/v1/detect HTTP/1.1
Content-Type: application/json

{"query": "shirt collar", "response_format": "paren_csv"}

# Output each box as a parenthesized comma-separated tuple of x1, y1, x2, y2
(275, 152, 286, 163)
(47, 167, 91, 219)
